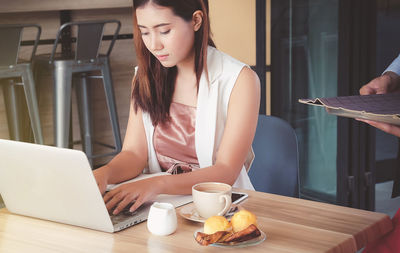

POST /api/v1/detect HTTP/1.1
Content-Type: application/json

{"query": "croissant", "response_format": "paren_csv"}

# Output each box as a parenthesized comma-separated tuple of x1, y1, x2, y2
(223, 224, 261, 243)
(195, 230, 231, 246)
(195, 224, 261, 246)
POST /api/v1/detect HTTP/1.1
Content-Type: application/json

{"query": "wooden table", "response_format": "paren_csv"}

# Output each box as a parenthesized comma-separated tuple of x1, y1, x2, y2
(0, 189, 393, 253)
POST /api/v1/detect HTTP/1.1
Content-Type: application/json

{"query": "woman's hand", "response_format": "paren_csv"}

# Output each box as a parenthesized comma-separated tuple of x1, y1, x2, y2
(103, 176, 166, 215)
(93, 167, 109, 195)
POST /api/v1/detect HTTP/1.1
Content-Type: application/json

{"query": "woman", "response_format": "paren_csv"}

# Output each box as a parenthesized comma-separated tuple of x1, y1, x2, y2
(94, 0, 260, 215)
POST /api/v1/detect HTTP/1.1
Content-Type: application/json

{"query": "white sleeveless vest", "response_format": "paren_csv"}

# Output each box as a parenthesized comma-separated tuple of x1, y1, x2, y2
(140, 46, 255, 190)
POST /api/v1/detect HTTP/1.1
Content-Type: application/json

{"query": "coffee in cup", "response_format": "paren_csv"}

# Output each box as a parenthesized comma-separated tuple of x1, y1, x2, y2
(192, 182, 232, 219)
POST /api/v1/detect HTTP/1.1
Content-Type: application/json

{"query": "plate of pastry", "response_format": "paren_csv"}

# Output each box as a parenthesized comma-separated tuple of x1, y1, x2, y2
(193, 210, 266, 248)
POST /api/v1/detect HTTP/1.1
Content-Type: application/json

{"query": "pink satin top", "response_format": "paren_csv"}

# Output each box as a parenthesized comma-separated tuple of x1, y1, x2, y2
(153, 102, 200, 174)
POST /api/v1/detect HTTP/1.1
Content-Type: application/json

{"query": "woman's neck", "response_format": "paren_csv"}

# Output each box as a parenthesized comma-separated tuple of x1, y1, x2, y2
(176, 48, 196, 78)
(173, 49, 198, 106)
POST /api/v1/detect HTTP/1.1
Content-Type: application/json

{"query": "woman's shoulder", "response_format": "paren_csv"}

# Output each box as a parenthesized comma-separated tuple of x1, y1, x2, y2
(207, 47, 257, 83)
(208, 46, 246, 70)
(207, 47, 244, 83)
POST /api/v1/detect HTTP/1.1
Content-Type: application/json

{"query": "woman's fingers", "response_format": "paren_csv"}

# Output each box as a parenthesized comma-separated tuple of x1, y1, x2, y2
(113, 196, 136, 215)
(105, 191, 125, 212)
(101, 178, 159, 214)
(103, 189, 116, 203)
(129, 195, 145, 213)
(103, 185, 143, 214)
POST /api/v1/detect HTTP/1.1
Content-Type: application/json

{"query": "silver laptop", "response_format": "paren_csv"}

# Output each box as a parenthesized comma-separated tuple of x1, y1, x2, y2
(0, 139, 192, 232)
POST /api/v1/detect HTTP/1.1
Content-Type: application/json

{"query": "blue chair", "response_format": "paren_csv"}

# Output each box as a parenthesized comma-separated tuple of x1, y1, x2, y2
(249, 115, 300, 197)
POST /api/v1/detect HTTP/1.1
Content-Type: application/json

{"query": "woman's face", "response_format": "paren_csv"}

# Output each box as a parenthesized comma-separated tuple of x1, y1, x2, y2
(136, 3, 196, 68)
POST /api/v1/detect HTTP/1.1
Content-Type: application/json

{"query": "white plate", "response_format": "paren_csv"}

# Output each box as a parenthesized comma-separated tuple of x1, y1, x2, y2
(178, 203, 239, 223)
(193, 228, 266, 248)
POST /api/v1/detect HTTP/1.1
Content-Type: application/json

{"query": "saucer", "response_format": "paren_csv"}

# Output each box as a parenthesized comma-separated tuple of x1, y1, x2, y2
(178, 202, 207, 223)
(178, 203, 239, 223)
(193, 228, 266, 248)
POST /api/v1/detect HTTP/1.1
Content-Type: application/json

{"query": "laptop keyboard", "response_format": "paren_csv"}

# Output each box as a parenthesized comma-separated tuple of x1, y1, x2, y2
(110, 204, 139, 224)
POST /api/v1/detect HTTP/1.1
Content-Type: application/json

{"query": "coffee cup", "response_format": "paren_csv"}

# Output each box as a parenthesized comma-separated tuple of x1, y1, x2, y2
(147, 202, 177, 236)
(192, 182, 232, 219)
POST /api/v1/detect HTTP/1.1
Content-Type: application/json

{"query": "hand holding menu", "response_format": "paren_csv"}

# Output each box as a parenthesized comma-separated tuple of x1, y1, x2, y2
(299, 93, 400, 126)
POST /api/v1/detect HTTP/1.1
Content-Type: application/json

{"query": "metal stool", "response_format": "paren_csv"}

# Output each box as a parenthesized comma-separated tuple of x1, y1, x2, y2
(0, 24, 43, 144)
(33, 20, 122, 166)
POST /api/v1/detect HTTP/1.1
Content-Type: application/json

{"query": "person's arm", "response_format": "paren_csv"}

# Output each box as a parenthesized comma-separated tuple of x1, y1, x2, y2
(358, 55, 400, 137)
(105, 66, 261, 214)
(93, 100, 148, 194)
(383, 54, 400, 76)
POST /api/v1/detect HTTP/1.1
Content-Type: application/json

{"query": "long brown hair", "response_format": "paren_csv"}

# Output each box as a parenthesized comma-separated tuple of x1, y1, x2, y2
(132, 0, 215, 125)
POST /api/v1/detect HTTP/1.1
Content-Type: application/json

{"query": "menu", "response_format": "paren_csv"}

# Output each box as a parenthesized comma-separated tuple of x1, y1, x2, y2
(299, 93, 400, 126)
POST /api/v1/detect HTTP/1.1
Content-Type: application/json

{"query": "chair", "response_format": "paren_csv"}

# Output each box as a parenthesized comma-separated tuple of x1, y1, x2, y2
(249, 115, 300, 197)
(33, 20, 122, 166)
(0, 24, 43, 144)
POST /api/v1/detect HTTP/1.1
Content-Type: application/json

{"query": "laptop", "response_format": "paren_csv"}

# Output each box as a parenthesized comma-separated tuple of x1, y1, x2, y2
(0, 139, 192, 233)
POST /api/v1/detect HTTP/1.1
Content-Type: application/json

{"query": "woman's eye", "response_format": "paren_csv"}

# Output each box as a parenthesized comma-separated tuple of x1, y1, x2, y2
(140, 31, 149, 36)
(160, 29, 170, 35)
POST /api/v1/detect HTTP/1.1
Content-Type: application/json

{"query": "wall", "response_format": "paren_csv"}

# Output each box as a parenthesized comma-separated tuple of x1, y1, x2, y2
(210, 0, 271, 114)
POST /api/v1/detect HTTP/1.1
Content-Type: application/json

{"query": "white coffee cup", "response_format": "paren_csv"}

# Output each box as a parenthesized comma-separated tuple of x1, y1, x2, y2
(147, 202, 177, 236)
(192, 182, 232, 219)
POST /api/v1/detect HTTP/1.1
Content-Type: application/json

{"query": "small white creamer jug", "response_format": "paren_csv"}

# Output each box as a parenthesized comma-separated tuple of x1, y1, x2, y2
(147, 202, 177, 236)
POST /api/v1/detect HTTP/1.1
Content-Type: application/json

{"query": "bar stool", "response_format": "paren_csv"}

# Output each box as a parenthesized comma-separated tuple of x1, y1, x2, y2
(34, 20, 122, 166)
(0, 24, 44, 144)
